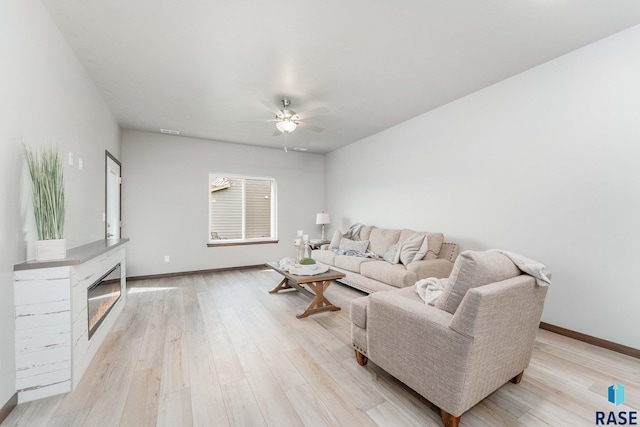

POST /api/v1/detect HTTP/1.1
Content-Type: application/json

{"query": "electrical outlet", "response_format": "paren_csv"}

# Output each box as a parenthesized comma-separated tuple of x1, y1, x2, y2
(164, 255, 170, 262)
(68, 152, 74, 166)
(78, 158, 83, 170)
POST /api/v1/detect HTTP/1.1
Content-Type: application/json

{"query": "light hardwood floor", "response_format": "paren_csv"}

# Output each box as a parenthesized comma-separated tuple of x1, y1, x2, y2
(3, 267, 639, 427)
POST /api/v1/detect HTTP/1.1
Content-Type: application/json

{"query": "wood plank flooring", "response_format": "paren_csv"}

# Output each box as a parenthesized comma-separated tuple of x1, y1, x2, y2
(2, 267, 639, 426)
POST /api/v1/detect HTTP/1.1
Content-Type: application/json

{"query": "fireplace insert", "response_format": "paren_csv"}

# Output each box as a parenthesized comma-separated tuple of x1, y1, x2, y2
(87, 263, 121, 339)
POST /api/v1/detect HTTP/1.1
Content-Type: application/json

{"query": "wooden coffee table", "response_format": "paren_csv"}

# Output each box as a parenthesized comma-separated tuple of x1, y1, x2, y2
(266, 262, 346, 318)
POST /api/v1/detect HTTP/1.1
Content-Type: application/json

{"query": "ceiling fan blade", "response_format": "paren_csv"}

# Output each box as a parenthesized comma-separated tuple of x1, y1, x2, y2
(297, 122, 324, 133)
(238, 119, 278, 123)
(294, 106, 329, 120)
(273, 129, 282, 136)
(260, 99, 283, 116)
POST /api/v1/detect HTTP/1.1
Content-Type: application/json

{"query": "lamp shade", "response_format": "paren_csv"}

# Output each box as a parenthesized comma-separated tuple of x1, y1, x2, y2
(316, 212, 330, 225)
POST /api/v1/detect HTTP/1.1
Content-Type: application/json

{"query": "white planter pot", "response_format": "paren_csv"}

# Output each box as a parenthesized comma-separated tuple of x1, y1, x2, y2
(36, 239, 67, 261)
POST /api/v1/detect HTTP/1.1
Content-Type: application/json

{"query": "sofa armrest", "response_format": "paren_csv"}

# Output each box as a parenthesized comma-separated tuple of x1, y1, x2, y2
(406, 258, 454, 279)
(367, 292, 468, 368)
(367, 292, 464, 357)
(350, 296, 368, 329)
(369, 291, 454, 329)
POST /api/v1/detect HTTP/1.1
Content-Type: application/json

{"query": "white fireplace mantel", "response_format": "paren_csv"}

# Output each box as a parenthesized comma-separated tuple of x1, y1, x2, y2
(13, 238, 129, 403)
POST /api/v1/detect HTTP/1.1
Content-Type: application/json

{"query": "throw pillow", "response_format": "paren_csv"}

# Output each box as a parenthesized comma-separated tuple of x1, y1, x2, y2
(399, 233, 426, 265)
(339, 238, 369, 255)
(413, 232, 445, 261)
(329, 230, 343, 249)
(435, 250, 521, 314)
(382, 243, 401, 264)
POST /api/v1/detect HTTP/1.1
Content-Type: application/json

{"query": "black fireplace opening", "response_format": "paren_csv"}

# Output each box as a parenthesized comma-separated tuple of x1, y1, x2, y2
(87, 263, 122, 339)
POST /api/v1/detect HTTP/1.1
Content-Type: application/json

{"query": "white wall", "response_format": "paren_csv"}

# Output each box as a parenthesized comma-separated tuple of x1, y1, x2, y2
(0, 0, 120, 407)
(121, 130, 325, 277)
(325, 25, 640, 349)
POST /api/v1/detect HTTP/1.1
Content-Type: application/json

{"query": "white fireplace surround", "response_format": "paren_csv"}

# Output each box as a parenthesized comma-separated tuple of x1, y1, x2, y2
(13, 239, 128, 403)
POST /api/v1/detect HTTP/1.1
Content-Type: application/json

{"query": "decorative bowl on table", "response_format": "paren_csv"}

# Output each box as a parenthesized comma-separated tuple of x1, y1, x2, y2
(298, 258, 317, 269)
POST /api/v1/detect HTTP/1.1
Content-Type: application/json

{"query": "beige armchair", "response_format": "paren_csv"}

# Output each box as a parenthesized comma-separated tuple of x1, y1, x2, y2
(350, 250, 549, 427)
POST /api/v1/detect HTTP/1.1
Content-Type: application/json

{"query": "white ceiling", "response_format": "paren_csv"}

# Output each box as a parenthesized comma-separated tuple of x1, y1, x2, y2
(42, 0, 640, 154)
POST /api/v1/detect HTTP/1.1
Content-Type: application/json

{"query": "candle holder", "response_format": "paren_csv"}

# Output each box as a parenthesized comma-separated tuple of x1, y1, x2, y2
(294, 237, 302, 263)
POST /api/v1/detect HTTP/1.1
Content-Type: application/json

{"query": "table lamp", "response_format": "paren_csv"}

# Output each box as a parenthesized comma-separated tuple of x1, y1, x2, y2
(316, 212, 331, 241)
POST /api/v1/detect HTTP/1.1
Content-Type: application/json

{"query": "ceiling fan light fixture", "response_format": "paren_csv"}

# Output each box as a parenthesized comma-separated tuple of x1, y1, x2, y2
(276, 119, 297, 133)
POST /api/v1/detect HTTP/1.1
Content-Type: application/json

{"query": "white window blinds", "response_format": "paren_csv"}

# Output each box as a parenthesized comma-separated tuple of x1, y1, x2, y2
(209, 175, 276, 242)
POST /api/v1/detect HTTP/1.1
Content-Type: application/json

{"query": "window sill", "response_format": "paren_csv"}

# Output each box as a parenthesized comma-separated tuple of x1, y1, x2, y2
(207, 239, 279, 248)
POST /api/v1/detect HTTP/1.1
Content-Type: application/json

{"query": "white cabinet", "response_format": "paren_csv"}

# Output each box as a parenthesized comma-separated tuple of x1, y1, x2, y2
(14, 239, 128, 403)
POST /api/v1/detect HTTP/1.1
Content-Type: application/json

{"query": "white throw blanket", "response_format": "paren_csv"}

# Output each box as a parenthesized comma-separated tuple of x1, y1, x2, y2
(415, 277, 446, 306)
(329, 223, 379, 259)
(488, 249, 551, 287)
(279, 257, 296, 271)
(279, 257, 329, 276)
(289, 263, 329, 276)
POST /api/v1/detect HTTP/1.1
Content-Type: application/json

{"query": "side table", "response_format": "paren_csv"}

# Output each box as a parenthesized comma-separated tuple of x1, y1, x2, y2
(308, 239, 330, 250)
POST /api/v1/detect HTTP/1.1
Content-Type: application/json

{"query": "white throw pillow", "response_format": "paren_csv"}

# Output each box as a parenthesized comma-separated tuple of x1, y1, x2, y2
(399, 233, 426, 265)
(339, 238, 369, 255)
(329, 230, 343, 249)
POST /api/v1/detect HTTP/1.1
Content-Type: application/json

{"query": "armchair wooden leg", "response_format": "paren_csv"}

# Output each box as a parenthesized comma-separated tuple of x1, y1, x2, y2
(440, 409, 460, 427)
(510, 371, 524, 384)
(355, 350, 368, 366)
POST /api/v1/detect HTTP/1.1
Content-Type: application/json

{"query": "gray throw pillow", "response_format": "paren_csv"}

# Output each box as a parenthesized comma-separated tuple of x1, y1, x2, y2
(383, 243, 401, 264)
(339, 238, 369, 255)
(399, 233, 426, 265)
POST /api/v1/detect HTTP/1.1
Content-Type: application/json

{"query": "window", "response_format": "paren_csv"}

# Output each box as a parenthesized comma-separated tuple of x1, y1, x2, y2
(208, 174, 277, 245)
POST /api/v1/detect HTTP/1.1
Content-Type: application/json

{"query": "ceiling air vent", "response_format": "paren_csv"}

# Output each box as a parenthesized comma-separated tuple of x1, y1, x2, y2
(160, 128, 180, 135)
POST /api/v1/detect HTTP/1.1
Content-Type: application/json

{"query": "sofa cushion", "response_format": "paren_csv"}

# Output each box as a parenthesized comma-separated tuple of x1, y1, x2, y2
(359, 225, 375, 241)
(360, 261, 418, 288)
(435, 250, 521, 314)
(368, 228, 401, 257)
(339, 238, 369, 255)
(311, 249, 336, 266)
(383, 243, 401, 264)
(334, 255, 376, 273)
(399, 233, 426, 265)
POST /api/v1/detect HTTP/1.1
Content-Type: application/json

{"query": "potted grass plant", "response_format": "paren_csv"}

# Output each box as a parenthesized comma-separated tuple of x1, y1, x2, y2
(298, 257, 317, 270)
(25, 145, 66, 261)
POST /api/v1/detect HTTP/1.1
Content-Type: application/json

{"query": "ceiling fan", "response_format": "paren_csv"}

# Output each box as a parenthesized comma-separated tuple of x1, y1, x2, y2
(255, 98, 329, 136)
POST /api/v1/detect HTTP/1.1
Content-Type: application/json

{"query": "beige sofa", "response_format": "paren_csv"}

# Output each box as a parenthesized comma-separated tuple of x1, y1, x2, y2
(311, 225, 458, 293)
(350, 250, 550, 427)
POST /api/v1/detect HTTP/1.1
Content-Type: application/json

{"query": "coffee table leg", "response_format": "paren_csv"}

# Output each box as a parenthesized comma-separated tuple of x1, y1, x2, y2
(296, 279, 341, 319)
(269, 277, 294, 294)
